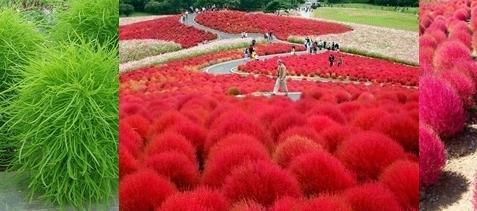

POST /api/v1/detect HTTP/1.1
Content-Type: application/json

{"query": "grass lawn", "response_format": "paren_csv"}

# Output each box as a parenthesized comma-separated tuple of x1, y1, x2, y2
(313, 4, 417, 31)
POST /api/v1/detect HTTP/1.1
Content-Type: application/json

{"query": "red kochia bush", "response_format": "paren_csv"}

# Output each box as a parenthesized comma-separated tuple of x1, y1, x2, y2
(440, 69, 476, 108)
(276, 126, 328, 149)
(205, 111, 272, 152)
(318, 124, 352, 153)
(159, 187, 229, 211)
(202, 142, 271, 188)
(148, 111, 191, 138)
(207, 133, 268, 160)
(223, 161, 301, 207)
(433, 40, 472, 71)
(343, 183, 402, 211)
(288, 151, 357, 196)
(120, 170, 176, 211)
(379, 161, 419, 210)
(419, 75, 465, 137)
(373, 114, 419, 152)
(336, 132, 406, 181)
(120, 121, 143, 157)
(351, 108, 390, 130)
(119, 145, 139, 179)
(144, 132, 197, 162)
(144, 152, 200, 190)
(301, 195, 352, 211)
(270, 112, 307, 141)
(419, 124, 446, 188)
(307, 115, 340, 133)
(123, 114, 150, 139)
(230, 201, 266, 211)
(270, 197, 301, 211)
(164, 121, 207, 152)
(273, 136, 324, 168)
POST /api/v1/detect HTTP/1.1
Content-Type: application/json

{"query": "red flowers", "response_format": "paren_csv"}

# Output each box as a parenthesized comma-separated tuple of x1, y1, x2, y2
(238, 52, 419, 86)
(119, 16, 217, 48)
(196, 10, 352, 40)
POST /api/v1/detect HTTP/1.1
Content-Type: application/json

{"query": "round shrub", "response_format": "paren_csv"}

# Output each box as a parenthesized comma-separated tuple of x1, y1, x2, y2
(270, 112, 307, 141)
(0, 8, 44, 167)
(144, 152, 200, 190)
(120, 121, 143, 157)
(119, 145, 139, 179)
(120, 170, 176, 211)
(144, 131, 196, 163)
(230, 201, 266, 211)
(379, 161, 419, 210)
(440, 69, 476, 108)
(343, 183, 402, 211)
(270, 197, 301, 211)
(4, 42, 117, 206)
(227, 86, 242, 96)
(207, 133, 268, 160)
(119, 3, 135, 17)
(449, 29, 472, 48)
(273, 136, 323, 168)
(433, 40, 472, 71)
(306, 103, 347, 124)
(277, 126, 327, 148)
(419, 75, 466, 137)
(419, 124, 446, 188)
(373, 114, 419, 152)
(123, 114, 150, 139)
(336, 132, 406, 181)
(301, 195, 352, 211)
(318, 124, 352, 153)
(351, 108, 390, 130)
(308, 115, 340, 133)
(288, 151, 357, 196)
(206, 111, 272, 152)
(53, 0, 119, 47)
(148, 111, 191, 138)
(223, 161, 301, 207)
(202, 143, 271, 188)
(159, 187, 229, 211)
(164, 121, 207, 152)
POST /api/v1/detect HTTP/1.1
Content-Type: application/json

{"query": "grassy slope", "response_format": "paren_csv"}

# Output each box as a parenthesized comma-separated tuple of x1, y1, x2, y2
(313, 4, 417, 31)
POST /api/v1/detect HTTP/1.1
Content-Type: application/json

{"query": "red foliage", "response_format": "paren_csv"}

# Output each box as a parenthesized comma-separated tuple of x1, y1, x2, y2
(318, 124, 352, 154)
(419, 75, 466, 137)
(343, 183, 402, 211)
(119, 145, 140, 179)
(119, 16, 217, 48)
(288, 151, 357, 196)
(273, 136, 323, 168)
(301, 195, 353, 211)
(159, 187, 229, 211)
(223, 161, 301, 207)
(336, 132, 406, 181)
(120, 121, 143, 157)
(270, 112, 307, 141)
(433, 40, 472, 71)
(308, 115, 340, 133)
(202, 142, 271, 188)
(379, 161, 419, 210)
(373, 113, 419, 152)
(120, 170, 176, 211)
(123, 114, 150, 139)
(144, 132, 197, 163)
(269, 197, 301, 211)
(144, 152, 200, 190)
(230, 201, 266, 211)
(196, 10, 351, 40)
(419, 124, 446, 188)
(276, 126, 327, 148)
(440, 68, 476, 108)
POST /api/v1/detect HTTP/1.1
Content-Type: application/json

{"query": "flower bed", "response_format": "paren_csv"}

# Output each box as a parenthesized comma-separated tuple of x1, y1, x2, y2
(119, 44, 419, 210)
(238, 52, 419, 86)
(119, 16, 217, 48)
(195, 10, 352, 40)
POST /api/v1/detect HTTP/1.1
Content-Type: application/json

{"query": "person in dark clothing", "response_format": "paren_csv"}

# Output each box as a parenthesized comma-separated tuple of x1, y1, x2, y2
(248, 45, 254, 56)
(252, 39, 256, 46)
(335, 43, 340, 51)
(328, 54, 335, 67)
(337, 56, 343, 67)
(312, 41, 317, 54)
(323, 41, 327, 50)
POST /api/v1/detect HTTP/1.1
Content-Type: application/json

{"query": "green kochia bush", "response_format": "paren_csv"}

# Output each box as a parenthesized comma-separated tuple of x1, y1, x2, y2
(4, 42, 118, 207)
(0, 8, 44, 168)
(53, 0, 118, 48)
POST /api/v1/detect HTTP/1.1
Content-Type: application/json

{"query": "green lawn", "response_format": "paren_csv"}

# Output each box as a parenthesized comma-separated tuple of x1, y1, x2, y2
(313, 4, 418, 31)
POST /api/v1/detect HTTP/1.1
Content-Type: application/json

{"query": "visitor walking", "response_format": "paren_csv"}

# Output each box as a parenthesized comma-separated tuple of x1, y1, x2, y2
(312, 41, 318, 54)
(273, 60, 288, 96)
(328, 54, 335, 67)
(252, 39, 257, 46)
(291, 46, 296, 55)
(337, 55, 343, 67)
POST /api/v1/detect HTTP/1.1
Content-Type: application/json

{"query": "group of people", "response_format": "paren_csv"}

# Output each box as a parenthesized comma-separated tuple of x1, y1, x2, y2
(243, 39, 258, 60)
(181, 5, 218, 22)
(264, 32, 274, 42)
(328, 54, 344, 67)
(304, 37, 340, 54)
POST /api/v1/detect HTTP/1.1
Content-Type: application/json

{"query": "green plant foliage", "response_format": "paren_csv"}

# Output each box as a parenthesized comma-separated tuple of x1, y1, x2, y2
(53, 0, 118, 48)
(119, 3, 135, 16)
(119, 40, 181, 63)
(3, 41, 118, 207)
(0, 8, 44, 168)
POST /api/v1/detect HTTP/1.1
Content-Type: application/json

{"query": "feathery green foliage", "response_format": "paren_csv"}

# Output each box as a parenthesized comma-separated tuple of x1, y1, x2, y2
(3, 41, 118, 207)
(0, 8, 44, 168)
(53, 0, 119, 48)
